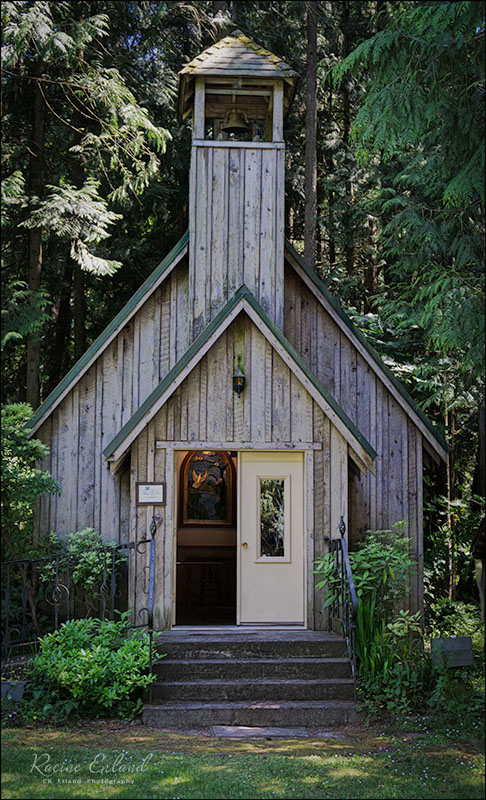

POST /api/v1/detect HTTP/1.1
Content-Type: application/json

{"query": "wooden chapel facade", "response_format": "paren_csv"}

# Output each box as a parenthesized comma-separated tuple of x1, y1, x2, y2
(29, 31, 447, 631)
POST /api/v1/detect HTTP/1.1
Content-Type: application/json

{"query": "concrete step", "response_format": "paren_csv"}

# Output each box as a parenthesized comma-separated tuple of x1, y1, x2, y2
(155, 639, 348, 660)
(143, 700, 358, 728)
(155, 657, 352, 681)
(151, 677, 355, 702)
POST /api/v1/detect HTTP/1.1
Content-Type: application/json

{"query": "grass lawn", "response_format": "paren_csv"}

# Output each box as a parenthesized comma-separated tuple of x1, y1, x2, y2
(1, 717, 484, 800)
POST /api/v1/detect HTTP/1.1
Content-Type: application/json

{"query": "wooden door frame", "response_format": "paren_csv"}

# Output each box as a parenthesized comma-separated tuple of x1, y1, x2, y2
(171, 446, 314, 629)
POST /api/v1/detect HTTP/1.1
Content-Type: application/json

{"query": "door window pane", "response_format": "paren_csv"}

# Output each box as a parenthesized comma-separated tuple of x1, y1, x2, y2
(260, 478, 285, 557)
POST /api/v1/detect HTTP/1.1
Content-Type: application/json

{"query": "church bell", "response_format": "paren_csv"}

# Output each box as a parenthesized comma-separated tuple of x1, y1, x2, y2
(221, 108, 250, 135)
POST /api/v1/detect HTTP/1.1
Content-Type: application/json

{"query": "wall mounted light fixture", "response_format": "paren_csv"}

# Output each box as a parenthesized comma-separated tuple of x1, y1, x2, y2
(232, 358, 246, 397)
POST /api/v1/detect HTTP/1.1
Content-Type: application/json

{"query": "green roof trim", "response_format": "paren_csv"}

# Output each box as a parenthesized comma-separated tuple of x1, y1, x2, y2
(285, 239, 449, 455)
(27, 231, 189, 432)
(104, 285, 377, 463)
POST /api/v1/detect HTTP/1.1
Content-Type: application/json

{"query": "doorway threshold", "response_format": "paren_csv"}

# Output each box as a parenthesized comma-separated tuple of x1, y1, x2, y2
(172, 624, 306, 633)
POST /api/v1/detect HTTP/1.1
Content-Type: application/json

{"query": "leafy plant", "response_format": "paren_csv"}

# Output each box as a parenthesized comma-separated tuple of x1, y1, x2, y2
(26, 611, 163, 720)
(38, 528, 127, 599)
(1, 404, 61, 561)
(314, 522, 416, 622)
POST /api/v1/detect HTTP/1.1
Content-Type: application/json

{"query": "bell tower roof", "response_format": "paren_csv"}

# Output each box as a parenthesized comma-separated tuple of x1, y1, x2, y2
(178, 29, 298, 120)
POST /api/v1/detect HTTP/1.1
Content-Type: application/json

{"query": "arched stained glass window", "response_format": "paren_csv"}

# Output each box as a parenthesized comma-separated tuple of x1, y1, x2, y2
(181, 451, 234, 526)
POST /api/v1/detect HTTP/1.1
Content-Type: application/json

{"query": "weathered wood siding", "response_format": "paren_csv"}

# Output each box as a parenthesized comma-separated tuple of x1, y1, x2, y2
(129, 314, 348, 629)
(189, 142, 285, 337)
(284, 262, 424, 613)
(34, 259, 189, 542)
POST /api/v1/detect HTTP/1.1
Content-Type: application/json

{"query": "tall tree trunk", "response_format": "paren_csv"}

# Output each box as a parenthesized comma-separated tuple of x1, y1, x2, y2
(71, 109, 87, 363)
(446, 408, 456, 600)
(48, 261, 74, 392)
(26, 67, 46, 409)
(73, 265, 87, 361)
(341, 1, 355, 277)
(364, 217, 379, 310)
(304, 0, 318, 270)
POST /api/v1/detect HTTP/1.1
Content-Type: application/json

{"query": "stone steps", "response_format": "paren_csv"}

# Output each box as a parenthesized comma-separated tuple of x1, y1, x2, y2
(155, 656, 352, 681)
(151, 677, 355, 702)
(154, 639, 348, 660)
(143, 700, 358, 728)
(143, 630, 357, 729)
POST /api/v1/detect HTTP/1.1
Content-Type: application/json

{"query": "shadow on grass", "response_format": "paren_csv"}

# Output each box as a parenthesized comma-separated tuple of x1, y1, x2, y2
(1, 727, 485, 800)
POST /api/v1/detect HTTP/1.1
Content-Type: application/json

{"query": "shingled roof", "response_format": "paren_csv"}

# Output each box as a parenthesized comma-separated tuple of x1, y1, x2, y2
(178, 29, 298, 119)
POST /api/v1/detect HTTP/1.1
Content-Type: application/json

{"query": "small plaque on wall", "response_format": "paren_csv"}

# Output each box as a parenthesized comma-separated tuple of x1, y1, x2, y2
(136, 482, 166, 505)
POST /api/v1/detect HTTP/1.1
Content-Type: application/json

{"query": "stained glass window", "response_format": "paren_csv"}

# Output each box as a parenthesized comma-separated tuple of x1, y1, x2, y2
(182, 451, 233, 525)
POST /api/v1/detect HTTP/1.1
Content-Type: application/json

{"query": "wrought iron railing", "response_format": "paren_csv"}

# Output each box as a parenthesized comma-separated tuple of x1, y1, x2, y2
(327, 517, 358, 676)
(1, 530, 157, 661)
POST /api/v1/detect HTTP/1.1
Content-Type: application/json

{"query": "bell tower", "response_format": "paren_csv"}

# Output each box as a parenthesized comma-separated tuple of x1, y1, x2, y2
(178, 30, 298, 339)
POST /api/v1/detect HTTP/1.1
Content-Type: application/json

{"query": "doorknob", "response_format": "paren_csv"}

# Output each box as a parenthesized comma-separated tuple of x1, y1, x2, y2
(241, 542, 248, 548)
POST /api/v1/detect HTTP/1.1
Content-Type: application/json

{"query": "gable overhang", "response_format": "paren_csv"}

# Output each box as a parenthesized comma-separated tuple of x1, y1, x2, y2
(104, 286, 377, 473)
(284, 240, 449, 464)
(26, 232, 189, 436)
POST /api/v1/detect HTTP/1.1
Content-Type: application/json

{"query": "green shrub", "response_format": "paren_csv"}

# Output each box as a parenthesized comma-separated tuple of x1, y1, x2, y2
(315, 522, 417, 624)
(317, 525, 486, 719)
(26, 611, 163, 720)
(425, 598, 482, 639)
(39, 527, 127, 597)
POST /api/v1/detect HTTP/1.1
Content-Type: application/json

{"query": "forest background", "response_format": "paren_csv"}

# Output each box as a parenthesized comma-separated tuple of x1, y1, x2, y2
(1, 0, 485, 608)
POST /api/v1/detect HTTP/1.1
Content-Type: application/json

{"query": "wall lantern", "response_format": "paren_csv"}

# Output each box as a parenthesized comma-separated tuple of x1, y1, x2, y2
(232, 359, 246, 397)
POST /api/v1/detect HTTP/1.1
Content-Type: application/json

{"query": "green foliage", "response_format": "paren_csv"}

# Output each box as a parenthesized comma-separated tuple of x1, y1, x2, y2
(20, 179, 123, 276)
(423, 489, 484, 604)
(314, 522, 416, 622)
(1, 404, 60, 558)
(37, 528, 127, 596)
(356, 605, 431, 716)
(332, 0, 485, 382)
(1, 281, 51, 350)
(26, 611, 163, 720)
(315, 524, 483, 717)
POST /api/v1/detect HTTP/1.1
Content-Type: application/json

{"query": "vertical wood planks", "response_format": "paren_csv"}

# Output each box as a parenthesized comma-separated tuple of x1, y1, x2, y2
(77, 372, 96, 530)
(227, 147, 243, 297)
(274, 147, 285, 329)
(272, 80, 284, 141)
(243, 148, 262, 297)
(271, 350, 291, 441)
(330, 426, 347, 539)
(290, 372, 313, 443)
(56, 393, 72, 535)
(388, 398, 404, 525)
(250, 325, 266, 441)
(305, 449, 314, 630)
(210, 146, 229, 319)
(259, 149, 276, 318)
(193, 76, 205, 139)
(163, 447, 175, 629)
(189, 142, 284, 331)
(313, 407, 327, 630)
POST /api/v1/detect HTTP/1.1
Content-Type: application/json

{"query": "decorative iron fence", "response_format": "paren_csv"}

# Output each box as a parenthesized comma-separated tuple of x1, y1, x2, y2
(1, 530, 157, 661)
(327, 516, 358, 676)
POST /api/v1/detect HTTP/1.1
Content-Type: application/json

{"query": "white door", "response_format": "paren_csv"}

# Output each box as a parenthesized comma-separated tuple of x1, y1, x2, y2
(238, 452, 305, 625)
